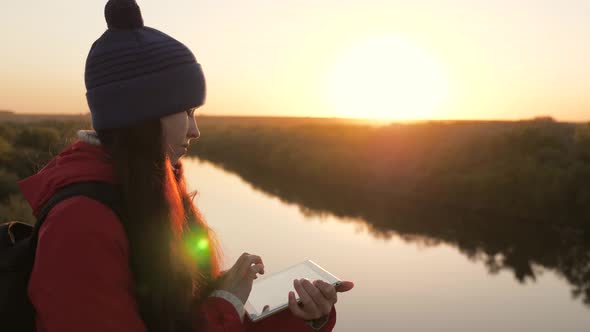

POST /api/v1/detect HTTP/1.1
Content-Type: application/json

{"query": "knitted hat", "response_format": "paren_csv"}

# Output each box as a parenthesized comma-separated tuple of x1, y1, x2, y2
(85, 0, 206, 130)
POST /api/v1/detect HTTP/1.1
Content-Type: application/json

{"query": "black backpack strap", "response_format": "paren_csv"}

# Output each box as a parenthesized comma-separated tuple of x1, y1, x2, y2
(31, 181, 123, 252)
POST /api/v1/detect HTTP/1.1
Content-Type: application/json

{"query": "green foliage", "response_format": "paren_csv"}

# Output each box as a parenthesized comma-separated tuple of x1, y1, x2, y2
(14, 127, 61, 151)
(0, 194, 34, 225)
(0, 136, 12, 158)
(0, 123, 17, 142)
(0, 118, 87, 222)
(574, 123, 590, 161)
(0, 169, 18, 200)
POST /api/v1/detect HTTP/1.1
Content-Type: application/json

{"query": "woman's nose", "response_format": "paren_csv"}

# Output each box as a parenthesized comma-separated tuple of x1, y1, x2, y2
(187, 121, 200, 140)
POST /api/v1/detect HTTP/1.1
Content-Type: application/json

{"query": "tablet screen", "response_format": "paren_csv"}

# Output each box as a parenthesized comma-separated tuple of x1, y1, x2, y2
(245, 260, 341, 322)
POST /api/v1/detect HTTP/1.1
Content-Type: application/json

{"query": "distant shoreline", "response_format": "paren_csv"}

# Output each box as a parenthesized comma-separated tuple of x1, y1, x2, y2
(1, 111, 585, 126)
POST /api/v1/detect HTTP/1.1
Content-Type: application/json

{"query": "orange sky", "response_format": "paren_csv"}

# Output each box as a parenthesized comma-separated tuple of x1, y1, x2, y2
(1, 0, 588, 121)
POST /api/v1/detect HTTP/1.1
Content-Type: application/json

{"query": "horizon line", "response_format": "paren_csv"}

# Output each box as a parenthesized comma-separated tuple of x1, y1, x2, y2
(1, 110, 588, 124)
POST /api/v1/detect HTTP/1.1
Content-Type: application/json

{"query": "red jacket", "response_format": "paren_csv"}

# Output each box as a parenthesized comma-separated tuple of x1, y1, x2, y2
(17, 140, 337, 332)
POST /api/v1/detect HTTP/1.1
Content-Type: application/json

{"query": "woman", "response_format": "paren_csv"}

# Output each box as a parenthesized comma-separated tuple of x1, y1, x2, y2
(16, 0, 354, 331)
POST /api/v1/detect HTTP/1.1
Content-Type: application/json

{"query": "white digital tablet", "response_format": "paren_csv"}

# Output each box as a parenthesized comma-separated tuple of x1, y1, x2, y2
(244, 259, 342, 322)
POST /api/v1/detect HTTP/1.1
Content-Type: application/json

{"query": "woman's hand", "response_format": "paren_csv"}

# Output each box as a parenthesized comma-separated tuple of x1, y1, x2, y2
(288, 279, 355, 320)
(217, 252, 265, 304)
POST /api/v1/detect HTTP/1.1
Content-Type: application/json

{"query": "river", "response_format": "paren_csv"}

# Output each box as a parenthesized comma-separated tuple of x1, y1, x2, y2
(183, 157, 590, 332)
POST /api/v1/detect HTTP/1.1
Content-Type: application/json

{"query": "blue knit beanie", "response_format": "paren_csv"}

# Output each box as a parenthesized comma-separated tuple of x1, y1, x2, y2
(85, 0, 206, 130)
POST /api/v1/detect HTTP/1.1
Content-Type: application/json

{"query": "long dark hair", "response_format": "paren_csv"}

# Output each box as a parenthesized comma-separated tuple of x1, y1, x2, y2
(96, 117, 223, 331)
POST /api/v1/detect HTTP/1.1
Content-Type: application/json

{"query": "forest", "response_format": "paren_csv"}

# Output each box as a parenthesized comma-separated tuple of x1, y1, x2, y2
(191, 116, 590, 228)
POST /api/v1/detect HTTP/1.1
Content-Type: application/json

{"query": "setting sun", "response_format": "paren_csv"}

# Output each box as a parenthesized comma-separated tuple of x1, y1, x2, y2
(324, 35, 450, 120)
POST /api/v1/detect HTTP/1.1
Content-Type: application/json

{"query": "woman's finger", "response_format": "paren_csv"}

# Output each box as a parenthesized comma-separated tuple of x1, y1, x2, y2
(301, 279, 332, 315)
(238, 254, 263, 277)
(245, 254, 263, 265)
(313, 280, 338, 304)
(288, 291, 310, 320)
(236, 252, 250, 265)
(248, 263, 265, 279)
(230, 252, 249, 274)
(335, 281, 355, 293)
(293, 279, 320, 317)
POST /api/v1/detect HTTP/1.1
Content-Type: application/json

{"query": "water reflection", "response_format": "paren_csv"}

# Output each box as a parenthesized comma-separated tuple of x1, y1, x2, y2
(185, 156, 590, 309)
(184, 157, 590, 331)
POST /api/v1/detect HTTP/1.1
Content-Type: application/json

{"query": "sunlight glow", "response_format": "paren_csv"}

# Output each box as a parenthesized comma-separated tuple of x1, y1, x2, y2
(325, 35, 450, 120)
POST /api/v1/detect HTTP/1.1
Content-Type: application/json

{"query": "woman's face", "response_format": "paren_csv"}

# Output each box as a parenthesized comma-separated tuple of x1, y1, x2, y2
(161, 107, 200, 166)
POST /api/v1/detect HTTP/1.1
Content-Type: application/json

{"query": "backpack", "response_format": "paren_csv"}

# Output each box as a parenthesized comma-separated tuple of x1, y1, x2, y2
(0, 181, 122, 332)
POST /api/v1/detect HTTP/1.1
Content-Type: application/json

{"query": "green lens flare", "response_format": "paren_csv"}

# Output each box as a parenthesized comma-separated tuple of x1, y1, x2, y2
(197, 238, 209, 251)
(184, 233, 210, 258)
